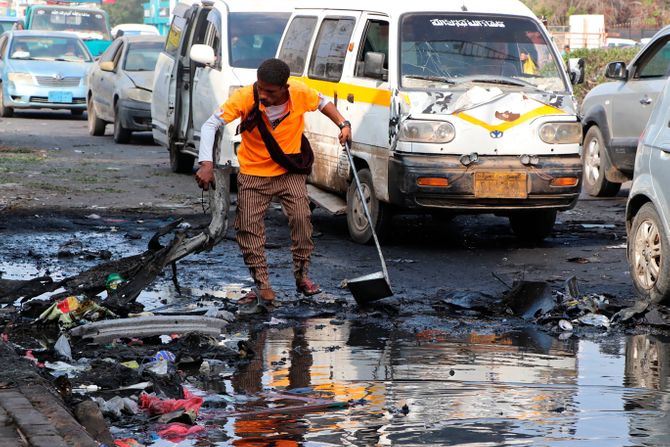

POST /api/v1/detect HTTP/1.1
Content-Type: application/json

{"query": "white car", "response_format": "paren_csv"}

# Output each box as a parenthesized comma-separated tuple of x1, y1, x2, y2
(111, 24, 160, 39)
(626, 76, 670, 303)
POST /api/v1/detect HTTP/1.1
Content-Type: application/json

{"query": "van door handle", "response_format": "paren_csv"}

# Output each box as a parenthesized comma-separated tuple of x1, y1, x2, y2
(347, 94, 354, 103)
(640, 96, 652, 105)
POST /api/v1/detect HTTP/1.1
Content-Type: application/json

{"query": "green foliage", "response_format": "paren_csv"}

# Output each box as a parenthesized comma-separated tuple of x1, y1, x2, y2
(566, 47, 639, 103)
(101, 0, 144, 28)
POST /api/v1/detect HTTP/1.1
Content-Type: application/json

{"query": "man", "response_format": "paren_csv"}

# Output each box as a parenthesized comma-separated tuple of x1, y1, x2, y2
(195, 58, 351, 304)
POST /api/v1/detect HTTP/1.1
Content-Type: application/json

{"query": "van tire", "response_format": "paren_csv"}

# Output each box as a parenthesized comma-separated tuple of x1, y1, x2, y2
(346, 168, 391, 244)
(509, 209, 556, 244)
(113, 103, 131, 144)
(87, 96, 105, 136)
(583, 125, 622, 197)
(0, 87, 14, 117)
(169, 142, 195, 174)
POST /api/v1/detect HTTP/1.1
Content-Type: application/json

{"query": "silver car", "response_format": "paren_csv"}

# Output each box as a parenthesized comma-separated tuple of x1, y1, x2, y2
(87, 35, 164, 143)
(0, 31, 93, 117)
(582, 25, 670, 198)
(626, 76, 670, 304)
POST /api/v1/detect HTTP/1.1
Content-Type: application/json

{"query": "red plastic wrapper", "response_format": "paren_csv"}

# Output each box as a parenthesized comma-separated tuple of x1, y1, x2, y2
(157, 422, 205, 442)
(114, 439, 143, 447)
(139, 388, 204, 416)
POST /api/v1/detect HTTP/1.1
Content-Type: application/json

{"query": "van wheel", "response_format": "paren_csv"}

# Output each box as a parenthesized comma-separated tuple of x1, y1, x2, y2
(0, 87, 14, 117)
(346, 168, 391, 244)
(629, 203, 670, 304)
(169, 142, 195, 174)
(113, 103, 131, 144)
(583, 126, 621, 197)
(87, 96, 105, 136)
(509, 209, 556, 244)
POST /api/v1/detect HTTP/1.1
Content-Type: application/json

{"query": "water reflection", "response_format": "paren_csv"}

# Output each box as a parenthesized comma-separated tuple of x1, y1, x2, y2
(195, 320, 670, 447)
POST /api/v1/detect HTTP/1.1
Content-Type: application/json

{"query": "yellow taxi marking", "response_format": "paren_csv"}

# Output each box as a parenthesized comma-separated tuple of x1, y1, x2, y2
(454, 104, 566, 132)
(293, 76, 391, 107)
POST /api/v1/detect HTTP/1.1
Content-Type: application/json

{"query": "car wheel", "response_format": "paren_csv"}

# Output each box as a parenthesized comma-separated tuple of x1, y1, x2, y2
(71, 109, 84, 117)
(583, 125, 621, 197)
(0, 86, 14, 118)
(346, 168, 391, 244)
(87, 96, 105, 136)
(628, 203, 670, 304)
(509, 209, 557, 245)
(169, 141, 195, 174)
(113, 103, 131, 144)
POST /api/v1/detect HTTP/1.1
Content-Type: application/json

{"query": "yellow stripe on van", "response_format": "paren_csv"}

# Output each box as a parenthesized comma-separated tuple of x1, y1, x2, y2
(454, 104, 566, 132)
(292, 76, 391, 107)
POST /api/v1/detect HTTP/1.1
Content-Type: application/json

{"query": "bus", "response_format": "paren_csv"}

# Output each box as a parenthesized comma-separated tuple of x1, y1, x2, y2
(24, 5, 112, 56)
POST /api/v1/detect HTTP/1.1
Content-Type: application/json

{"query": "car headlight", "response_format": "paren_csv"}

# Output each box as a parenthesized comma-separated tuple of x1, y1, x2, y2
(7, 72, 35, 85)
(126, 88, 152, 103)
(399, 120, 455, 143)
(539, 122, 582, 144)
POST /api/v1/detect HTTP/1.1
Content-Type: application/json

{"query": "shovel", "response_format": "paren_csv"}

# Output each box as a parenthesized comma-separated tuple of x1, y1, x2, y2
(342, 141, 393, 305)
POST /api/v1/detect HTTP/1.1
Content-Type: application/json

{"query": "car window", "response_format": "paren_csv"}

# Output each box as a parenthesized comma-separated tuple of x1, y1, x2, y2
(9, 36, 91, 62)
(99, 39, 121, 63)
(0, 36, 7, 59)
(278, 16, 318, 75)
(124, 41, 162, 71)
(204, 10, 221, 68)
(638, 39, 670, 78)
(165, 15, 186, 57)
(355, 19, 389, 78)
(227, 12, 289, 69)
(308, 17, 356, 82)
(0, 20, 15, 34)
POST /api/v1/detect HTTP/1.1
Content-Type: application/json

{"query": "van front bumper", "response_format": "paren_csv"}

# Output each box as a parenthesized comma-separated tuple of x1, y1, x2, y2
(388, 153, 582, 211)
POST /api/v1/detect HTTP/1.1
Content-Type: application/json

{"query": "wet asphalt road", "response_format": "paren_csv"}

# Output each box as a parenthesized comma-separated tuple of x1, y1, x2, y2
(0, 109, 636, 305)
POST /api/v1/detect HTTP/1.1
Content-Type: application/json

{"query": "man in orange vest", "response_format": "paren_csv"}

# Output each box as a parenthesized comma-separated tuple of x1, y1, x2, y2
(196, 58, 351, 305)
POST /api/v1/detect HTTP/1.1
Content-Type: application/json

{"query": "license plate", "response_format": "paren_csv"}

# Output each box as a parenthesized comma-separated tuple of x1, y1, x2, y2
(47, 91, 73, 103)
(474, 172, 528, 198)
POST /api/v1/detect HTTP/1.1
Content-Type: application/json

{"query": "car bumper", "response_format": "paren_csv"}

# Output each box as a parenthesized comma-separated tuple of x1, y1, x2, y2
(5, 83, 87, 110)
(117, 99, 152, 131)
(388, 154, 582, 212)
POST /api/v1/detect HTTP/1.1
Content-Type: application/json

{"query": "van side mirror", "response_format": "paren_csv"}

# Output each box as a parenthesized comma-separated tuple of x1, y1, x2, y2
(190, 44, 215, 66)
(100, 61, 115, 72)
(568, 57, 585, 84)
(364, 51, 387, 81)
(605, 61, 627, 80)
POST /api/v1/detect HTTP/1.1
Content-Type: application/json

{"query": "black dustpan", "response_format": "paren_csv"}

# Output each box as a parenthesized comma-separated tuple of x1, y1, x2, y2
(343, 142, 393, 305)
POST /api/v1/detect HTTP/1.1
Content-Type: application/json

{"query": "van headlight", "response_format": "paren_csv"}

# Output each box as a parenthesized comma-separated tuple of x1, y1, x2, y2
(126, 88, 152, 103)
(7, 72, 35, 85)
(399, 120, 455, 143)
(539, 122, 582, 144)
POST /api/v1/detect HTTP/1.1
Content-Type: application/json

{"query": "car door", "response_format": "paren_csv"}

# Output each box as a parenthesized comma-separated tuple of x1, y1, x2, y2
(648, 80, 670, 205)
(90, 39, 122, 122)
(152, 3, 191, 146)
(0, 35, 8, 80)
(100, 40, 125, 121)
(610, 36, 670, 166)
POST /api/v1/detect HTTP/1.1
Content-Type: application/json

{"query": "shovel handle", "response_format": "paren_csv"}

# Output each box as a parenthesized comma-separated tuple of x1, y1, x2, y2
(343, 142, 390, 281)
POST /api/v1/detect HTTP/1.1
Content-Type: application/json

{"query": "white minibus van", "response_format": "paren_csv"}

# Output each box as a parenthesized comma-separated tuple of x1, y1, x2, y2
(276, 0, 585, 244)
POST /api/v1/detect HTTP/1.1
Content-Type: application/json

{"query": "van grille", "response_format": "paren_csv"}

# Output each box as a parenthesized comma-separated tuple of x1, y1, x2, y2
(35, 76, 81, 87)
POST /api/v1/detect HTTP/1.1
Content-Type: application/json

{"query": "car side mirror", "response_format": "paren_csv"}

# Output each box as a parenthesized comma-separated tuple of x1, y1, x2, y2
(99, 61, 115, 72)
(568, 57, 585, 84)
(190, 44, 215, 66)
(605, 61, 627, 80)
(363, 51, 388, 81)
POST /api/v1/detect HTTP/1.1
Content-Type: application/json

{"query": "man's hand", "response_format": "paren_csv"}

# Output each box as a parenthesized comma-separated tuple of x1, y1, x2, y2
(195, 161, 215, 190)
(338, 126, 352, 145)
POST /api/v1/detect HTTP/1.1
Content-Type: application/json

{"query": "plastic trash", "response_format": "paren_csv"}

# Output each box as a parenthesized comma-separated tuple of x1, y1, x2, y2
(156, 423, 205, 442)
(106, 273, 125, 292)
(38, 295, 116, 329)
(54, 334, 72, 361)
(94, 396, 139, 418)
(151, 350, 175, 363)
(139, 388, 203, 417)
(558, 320, 573, 332)
(576, 313, 611, 328)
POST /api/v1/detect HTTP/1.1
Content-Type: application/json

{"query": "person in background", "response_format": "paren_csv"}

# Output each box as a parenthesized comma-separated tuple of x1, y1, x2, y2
(561, 44, 571, 57)
(520, 50, 538, 74)
(195, 58, 352, 305)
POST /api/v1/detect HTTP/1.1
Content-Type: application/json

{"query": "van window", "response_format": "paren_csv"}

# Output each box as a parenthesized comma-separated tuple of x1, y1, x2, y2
(165, 15, 186, 57)
(228, 12, 289, 69)
(308, 17, 355, 82)
(637, 39, 670, 78)
(400, 14, 567, 92)
(279, 16, 318, 75)
(355, 20, 389, 78)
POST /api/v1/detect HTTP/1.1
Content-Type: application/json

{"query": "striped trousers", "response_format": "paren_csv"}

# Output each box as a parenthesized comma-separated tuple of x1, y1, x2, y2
(235, 172, 314, 289)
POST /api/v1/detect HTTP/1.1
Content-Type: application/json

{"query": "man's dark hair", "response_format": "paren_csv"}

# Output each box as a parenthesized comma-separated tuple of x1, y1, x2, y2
(257, 58, 290, 86)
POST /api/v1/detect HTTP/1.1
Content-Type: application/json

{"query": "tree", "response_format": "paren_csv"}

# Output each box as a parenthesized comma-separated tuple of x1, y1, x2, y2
(101, 0, 144, 28)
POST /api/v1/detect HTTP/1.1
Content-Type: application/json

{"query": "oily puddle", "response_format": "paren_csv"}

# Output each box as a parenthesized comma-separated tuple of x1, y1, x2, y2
(108, 318, 670, 446)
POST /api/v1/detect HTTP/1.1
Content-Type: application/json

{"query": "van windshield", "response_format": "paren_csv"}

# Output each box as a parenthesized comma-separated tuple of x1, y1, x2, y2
(228, 12, 290, 69)
(30, 7, 110, 41)
(400, 14, 567, 92)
